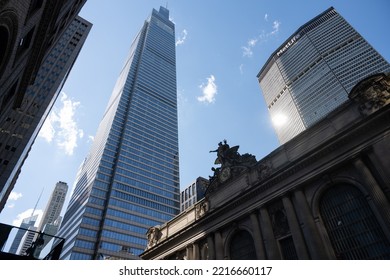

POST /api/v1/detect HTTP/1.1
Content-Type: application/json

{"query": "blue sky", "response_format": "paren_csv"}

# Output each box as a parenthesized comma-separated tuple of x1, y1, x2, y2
(1, 0, 389, 229)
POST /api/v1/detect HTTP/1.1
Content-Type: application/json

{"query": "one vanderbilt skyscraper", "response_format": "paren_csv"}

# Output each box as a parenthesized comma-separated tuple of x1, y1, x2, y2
(257, 7, 390, 144)
(57, 6, 180, 260)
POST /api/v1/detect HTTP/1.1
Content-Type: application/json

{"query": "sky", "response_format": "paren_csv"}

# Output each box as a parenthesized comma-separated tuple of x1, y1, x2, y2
(0, 0, 389, 231)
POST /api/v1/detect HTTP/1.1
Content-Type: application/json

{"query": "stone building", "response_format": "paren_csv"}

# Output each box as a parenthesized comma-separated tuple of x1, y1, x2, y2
(141, 73, 390, 260)
(0, 0, 89, 211)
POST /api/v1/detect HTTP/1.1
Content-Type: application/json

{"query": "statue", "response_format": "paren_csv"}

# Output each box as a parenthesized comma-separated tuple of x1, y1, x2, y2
(146, 226, 161, 249)
(206, 140, 257, 192)
(209, 140, 229, 165)
(349, 72, 390, 115)
(209, 139, 240, 167)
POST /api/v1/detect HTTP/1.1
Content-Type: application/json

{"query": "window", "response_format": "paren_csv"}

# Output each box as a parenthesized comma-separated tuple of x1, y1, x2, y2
(279, 236, 298, 259)
(320, 184, 390, 259)
(229, 230, 256, 260)
(16, 27, 35, 59)
(0, 26, 9, 72)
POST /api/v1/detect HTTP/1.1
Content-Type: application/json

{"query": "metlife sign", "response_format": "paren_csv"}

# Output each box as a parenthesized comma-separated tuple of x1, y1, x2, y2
(276, 33, 301, 57)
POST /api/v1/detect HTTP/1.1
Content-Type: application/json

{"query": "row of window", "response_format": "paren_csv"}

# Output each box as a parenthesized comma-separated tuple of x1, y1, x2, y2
(102, 230, 147, 247)
(112, 189, 177, 214)
(126, 117, 178, 150)
(113, 178, 178, 200)
(109, 196, 176, 219)
(105, 219, 148, 235)
(115, 171, 178, 195)
(116, 158, 178, 186)
(119, 142, 178, 170)
(100, 241, 144, 256)
(113, 181, 179, 206)
(79, 227, 98, 238)
(130, 93, 177, 130)
(117, 147, 177, 176)
(75, 239, 95, 250)
(70, 252, 92, 260)
(106, 208, 166, 227)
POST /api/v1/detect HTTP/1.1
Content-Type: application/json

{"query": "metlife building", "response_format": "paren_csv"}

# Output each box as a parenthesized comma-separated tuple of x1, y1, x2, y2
(257, 7, 390, 144)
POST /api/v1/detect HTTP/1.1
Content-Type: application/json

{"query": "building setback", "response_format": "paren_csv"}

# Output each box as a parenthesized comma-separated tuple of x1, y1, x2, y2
(56, 6, 180, 260)
(141, 73, 390, 260)
(0, 0, 91, 211)
(257, 7, 390, 144)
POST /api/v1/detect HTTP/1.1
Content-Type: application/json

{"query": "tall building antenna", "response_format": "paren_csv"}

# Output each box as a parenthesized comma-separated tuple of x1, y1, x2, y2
(31, 188, 44, 218)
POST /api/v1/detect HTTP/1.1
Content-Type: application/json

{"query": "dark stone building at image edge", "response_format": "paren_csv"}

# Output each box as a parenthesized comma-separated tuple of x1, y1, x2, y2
(141, 73, 390, 260)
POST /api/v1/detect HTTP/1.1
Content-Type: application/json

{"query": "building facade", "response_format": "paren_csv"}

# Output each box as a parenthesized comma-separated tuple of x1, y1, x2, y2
(257, 7, 390, 144)
(37, 181, 68, 231)
(28, 181, 68, 257)
(141, 73, 390, 260)
(57, 6, 180, 260)
(8, 214, 38, 254)
(180, 177, 208, 212)
(16, 225, 37, 256)
(0, 2, 91, 211)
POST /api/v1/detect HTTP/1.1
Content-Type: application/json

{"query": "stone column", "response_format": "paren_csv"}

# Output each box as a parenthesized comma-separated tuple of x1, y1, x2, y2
(186, 245, 193, 260)
(249, 211, 266, 259)
(214, 231, 224, 260)
(259, 207, 281, 259)
(353, 158, 390, 237)
(293, 189, 328, 259)
(365, 151, 390, 200)
(192, 243, 200, 260)
(207, 234, 216, 260)
(282, 195, 309, 259)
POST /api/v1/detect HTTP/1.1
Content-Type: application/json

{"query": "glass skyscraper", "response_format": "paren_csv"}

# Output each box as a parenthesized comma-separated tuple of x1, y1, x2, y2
(257, 7, 390, 144)
(8, 214, 38, 254)
(57, 6, 180, 260)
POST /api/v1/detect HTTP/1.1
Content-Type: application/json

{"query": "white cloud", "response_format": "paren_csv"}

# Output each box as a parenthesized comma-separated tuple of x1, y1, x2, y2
(12, 208, 43, 227)
(8, 191, 22, 201)
(241, 18, 281, 57)
(248, 38, 257, 47)
(198, 75, 217, 104)
(176, 29, 188, 46)
(239, 64, 244, 74)
(38, 92, 84, 155)
(242, 38, 258, 57)
(271, 20, 281, 35)
(39, 114, 56, 143)
(242, 46, 253, 58)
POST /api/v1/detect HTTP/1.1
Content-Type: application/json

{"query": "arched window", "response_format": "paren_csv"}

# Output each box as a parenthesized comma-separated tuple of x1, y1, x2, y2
(320, 184, 390, 259)
(229, 230, 256, 260)
(0, 26, 9, 69)
(0, 10, 18, 75)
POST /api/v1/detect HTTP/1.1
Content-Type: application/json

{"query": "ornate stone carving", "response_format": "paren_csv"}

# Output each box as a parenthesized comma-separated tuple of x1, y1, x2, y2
(146, 226, 161, 249)
(195, 199, 209, 219)
(257, 159, 273, 181)
(349, 72, 390, 115)
(206, 140, 257, 194)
